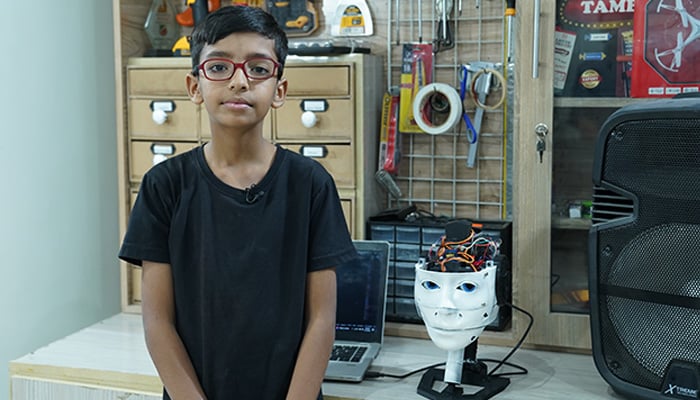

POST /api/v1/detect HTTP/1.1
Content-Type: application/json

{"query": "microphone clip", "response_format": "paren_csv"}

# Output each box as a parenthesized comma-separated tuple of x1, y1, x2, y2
(245, 184, 265, 204)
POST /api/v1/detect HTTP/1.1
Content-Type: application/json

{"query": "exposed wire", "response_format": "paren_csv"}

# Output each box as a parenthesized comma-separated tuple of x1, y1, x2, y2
(487, 303, 534, 377)
(426, 228, 501, 272)
(365, 361, 446, 380)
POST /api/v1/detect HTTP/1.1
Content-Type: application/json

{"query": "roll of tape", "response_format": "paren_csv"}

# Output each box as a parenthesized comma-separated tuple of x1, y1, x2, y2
(412, 83, 463, 135)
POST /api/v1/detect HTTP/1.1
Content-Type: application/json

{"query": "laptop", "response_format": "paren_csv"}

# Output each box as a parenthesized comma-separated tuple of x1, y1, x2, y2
(324, 240, 390, 382)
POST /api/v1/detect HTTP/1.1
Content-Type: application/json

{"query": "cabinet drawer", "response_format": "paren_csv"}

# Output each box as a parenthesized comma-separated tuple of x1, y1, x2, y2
(285, 66, 350, 96)
(274, 98, 354, 141)
(396, 261, 417, 280)
(284, 143, 354, 187)
(396, 226, 421, 243)
(129, 140, 199, 182)
(128, 68, 189, 96)
(129, 99, 198, 139)
(200, 107, 273, 140)
(395, 243, 421, 261)
(394, 297, 420, 320)
(395, 279, 414, 298)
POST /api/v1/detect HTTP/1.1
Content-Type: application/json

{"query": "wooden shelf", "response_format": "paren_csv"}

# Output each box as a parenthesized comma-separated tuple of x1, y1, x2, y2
(552, 217, 592, 230)
(553, 97, 647, 109)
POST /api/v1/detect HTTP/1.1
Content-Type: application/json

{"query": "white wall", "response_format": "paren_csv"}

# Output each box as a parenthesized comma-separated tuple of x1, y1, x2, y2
(0, 1, 120, 397)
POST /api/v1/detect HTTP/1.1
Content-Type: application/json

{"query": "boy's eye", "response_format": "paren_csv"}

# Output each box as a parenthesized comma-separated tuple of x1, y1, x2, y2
(250, 65, 270, 74)
(207, 62, 230, 73)
(246, 60, 275, 77)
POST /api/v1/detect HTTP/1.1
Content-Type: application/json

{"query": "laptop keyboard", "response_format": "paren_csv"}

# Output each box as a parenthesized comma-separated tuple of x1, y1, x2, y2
(331, 344, 368, 363)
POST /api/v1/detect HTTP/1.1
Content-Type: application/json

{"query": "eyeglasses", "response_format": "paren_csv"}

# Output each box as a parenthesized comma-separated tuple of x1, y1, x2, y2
(196, 57, 280, 81)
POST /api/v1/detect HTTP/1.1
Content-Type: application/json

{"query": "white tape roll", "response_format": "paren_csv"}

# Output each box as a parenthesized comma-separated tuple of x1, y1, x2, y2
(412, 83, 463, 135)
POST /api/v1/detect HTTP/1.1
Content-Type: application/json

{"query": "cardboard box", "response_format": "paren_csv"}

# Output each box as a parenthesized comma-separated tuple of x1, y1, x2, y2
(554, 0, 635, 97)
(630, 0, 700, 98)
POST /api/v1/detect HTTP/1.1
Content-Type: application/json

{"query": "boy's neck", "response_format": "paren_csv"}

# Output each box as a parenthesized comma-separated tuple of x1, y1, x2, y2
(203, 134, 277, 190)
(208, 129, 269, 158)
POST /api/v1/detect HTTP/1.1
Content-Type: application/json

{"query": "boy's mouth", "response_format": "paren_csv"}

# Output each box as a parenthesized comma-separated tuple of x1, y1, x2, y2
(223, 98, 252, 108)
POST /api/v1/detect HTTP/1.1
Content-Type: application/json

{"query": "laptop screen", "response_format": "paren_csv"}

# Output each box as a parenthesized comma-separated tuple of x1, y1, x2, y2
(334, 240, 390, 343)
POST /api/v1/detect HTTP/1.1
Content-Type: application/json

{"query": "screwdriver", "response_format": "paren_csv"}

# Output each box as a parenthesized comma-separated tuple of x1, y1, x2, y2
(505, 0, 516, 63)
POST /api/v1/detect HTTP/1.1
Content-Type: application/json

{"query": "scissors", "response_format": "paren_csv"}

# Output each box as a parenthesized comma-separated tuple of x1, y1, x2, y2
(459, 65, 478, 144)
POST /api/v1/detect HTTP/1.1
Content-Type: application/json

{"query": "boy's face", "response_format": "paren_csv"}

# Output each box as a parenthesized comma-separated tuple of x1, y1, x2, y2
(186, 32, 287, 133)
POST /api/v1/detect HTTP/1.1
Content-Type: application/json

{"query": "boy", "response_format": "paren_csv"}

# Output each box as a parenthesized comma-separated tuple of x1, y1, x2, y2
(119, 5, 357, 399)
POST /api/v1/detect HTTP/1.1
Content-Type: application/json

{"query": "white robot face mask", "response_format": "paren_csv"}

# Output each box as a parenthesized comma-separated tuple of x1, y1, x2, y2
(415, 259, 498, 351)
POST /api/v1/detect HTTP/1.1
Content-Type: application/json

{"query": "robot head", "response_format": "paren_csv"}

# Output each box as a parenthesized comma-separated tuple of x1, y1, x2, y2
(414, 222, 500, 351)
(415, 260, 498, 351)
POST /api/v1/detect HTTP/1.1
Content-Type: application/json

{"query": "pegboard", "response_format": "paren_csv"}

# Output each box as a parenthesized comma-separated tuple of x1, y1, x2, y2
(384, 0, 510, 221)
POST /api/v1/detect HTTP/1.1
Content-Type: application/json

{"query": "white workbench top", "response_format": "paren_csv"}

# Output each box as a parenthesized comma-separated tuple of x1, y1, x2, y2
(10, 313, 623, 400)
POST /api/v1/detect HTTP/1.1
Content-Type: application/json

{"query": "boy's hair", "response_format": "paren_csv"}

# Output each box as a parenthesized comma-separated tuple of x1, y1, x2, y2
(190, 6, 288, 79)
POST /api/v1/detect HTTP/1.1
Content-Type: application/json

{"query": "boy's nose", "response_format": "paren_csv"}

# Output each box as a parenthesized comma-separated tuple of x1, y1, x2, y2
(228, 68, 249, 89)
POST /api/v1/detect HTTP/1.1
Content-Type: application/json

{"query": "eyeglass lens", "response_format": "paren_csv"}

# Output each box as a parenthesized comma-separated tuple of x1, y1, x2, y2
(201, 58, 276, 81)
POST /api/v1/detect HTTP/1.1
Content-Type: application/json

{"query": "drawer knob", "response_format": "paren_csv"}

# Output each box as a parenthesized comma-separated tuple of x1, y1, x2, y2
(152, 109, 168, 125)
(301, 111, 317, 128)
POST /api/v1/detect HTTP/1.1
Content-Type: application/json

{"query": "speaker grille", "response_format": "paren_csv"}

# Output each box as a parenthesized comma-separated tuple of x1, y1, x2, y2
(602, 119, 700, 205)
(592, 111, 700, 393)
(600, 224, 700, 388)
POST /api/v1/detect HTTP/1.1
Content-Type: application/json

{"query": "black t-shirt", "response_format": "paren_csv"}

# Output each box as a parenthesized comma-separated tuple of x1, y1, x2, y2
(119, 144, 356, 400)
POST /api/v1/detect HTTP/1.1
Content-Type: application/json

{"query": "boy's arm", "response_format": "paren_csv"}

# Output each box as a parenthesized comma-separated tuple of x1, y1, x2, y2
(286, 268, 337, 400)
(141, 260, 208, 400)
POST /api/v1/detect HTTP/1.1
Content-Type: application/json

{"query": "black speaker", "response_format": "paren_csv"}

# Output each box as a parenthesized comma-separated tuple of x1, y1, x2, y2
(589, 97, 700, 400)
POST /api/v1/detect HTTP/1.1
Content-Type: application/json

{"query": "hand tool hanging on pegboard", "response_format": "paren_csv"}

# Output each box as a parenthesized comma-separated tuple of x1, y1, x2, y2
(462, 62, 506, 168)
(265, 0, 318, 37)
(395, 0, 401, 45)
(503, 0, 516, 219)
(505, 0, 516, 64)
(433, 0, 454, 53)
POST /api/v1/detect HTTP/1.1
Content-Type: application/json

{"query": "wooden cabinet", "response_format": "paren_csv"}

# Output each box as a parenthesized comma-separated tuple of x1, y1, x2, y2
(272, 54, 385, 233)
(512, 0, 641, 352)
(512, 0, 590, 352)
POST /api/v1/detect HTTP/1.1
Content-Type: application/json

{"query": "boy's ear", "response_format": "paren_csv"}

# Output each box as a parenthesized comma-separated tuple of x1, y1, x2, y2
(271, 78, 288, 109)
(186, 73, 204, 105)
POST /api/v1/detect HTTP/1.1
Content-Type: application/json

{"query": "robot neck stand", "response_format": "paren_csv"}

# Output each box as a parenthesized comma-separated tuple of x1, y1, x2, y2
(445, 347, 466, 384)
(445, 340, 481, 384)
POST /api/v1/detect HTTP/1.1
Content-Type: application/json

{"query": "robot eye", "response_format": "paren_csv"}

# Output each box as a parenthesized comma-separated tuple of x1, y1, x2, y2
(457, 282, 477, 292)
(421, 280, 440, 290)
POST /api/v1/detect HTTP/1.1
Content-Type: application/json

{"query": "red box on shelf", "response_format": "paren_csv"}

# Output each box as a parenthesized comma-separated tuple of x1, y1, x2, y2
(630, 0, 700, 97)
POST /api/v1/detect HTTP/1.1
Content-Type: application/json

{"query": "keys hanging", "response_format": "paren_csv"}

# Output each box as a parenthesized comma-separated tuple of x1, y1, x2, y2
(534, 123, 549, 164)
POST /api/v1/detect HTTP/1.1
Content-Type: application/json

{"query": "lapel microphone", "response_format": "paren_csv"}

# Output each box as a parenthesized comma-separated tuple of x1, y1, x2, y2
(244, 184, 265, 204)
